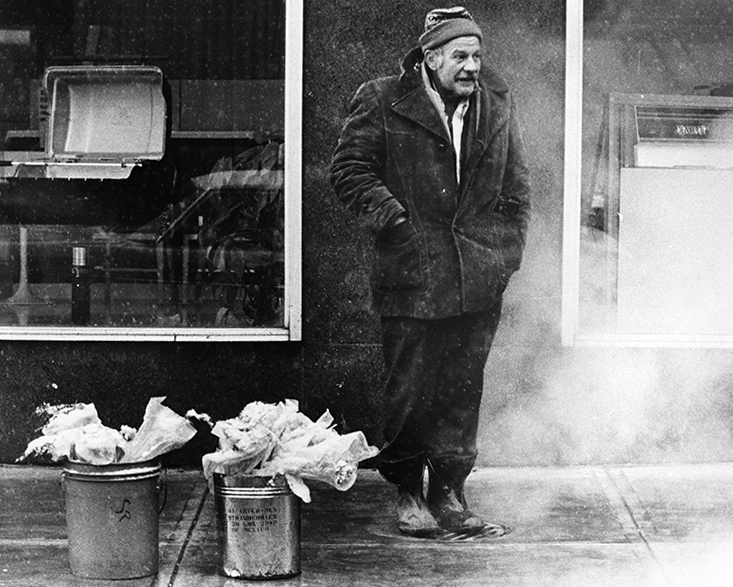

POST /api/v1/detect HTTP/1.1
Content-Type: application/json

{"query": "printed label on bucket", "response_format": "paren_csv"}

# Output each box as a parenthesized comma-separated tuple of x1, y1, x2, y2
(226, 504, 281, 532)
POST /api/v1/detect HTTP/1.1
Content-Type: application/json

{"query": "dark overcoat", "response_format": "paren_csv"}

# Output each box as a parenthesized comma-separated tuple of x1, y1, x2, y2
(331, 48, 531, 319)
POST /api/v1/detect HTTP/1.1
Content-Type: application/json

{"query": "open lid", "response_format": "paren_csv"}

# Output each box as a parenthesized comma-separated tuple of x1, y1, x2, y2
(44, 65, 166, 166)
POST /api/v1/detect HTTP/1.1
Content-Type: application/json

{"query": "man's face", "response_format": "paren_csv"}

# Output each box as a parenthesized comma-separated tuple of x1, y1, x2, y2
(427, 36, 482, 99)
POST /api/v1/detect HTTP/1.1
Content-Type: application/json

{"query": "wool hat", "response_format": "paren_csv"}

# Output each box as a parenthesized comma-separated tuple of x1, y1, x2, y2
(418, 6, 483, 51)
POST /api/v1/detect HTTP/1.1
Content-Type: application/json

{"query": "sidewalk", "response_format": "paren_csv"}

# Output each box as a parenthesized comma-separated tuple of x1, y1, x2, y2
(2, 463, 733, 586)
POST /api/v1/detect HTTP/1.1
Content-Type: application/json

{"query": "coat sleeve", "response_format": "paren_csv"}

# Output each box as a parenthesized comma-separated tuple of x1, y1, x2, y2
(330, 81, 407, 235)
(498, 97, 532, 245)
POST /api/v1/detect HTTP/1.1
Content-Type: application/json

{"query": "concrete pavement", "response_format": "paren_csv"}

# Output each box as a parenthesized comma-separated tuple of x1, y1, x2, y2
(2, 463, 733, 586)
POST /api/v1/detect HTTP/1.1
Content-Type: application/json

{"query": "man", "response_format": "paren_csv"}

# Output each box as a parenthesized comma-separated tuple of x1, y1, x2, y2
(330, 6, 531, 537)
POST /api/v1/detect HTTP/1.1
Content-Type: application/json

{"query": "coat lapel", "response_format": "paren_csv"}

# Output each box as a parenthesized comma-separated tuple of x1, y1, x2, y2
(463, 78, 511, 186)
(391, 61, 513, 191)
(391, 85, 452, 143)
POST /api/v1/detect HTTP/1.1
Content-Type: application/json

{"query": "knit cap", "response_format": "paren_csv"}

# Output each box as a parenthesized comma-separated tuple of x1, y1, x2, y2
(419, 6, 483, 51)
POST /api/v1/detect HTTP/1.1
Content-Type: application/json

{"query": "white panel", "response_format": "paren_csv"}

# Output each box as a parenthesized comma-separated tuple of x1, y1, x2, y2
(635, 142, 733, 169)
(618, 168, 733, 335)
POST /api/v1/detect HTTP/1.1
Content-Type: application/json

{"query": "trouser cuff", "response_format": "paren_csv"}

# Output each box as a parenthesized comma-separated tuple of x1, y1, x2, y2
(427, 454, 476, 488)
(376, 454, 426, 488)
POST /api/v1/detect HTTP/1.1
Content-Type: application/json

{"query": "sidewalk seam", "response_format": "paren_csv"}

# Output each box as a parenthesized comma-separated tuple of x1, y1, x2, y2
(163, 485, 210, 587)
(602, 467, 674, 587)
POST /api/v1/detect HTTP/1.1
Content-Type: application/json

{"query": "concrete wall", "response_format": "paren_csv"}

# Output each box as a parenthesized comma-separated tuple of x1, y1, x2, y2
(4, 0, 733, 468)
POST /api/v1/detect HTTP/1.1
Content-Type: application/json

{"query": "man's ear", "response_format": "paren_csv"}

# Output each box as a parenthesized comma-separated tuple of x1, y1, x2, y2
(424, 49, 440, 71)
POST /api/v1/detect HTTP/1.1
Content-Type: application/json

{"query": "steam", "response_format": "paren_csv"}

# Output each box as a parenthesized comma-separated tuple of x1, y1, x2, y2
(481, 340, 733, 466)
(474, 10, 733, 466)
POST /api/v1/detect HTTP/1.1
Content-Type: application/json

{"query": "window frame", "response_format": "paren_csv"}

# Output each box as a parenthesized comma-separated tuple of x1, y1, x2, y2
(561, 0, 584, 347)
(0, 0, 302, 342)
(561, 0, 733, 348)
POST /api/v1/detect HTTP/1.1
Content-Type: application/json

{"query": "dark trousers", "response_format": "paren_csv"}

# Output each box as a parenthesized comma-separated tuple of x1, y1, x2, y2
(376, 300, 503, 489)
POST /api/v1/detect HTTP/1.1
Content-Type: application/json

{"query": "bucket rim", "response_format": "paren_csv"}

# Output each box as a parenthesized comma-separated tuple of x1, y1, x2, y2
(63, 458, 161, 477)
(213, 472, 289, 489)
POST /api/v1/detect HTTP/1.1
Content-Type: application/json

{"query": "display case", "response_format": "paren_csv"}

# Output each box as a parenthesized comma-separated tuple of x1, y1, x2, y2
(1, 65, 166, 180)
(0, 0, 302, 341)
(0, 54, 300, 340)
(572, 92, 733, 344)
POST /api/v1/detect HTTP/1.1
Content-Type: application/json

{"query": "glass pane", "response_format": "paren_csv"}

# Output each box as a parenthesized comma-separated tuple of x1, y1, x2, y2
(577, 0, 733, 340)
(0, 1, 291, 334)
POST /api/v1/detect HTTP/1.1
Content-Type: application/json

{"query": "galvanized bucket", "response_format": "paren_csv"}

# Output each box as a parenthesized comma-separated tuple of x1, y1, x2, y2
(213, 473, 301, 579)
(62, 459, 161, 579)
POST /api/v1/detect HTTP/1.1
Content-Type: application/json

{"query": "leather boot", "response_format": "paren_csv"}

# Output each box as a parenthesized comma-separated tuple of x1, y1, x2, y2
(396, 482, 441, 538)
(378, 457, 440, 538)
(426, 457, 485, 533)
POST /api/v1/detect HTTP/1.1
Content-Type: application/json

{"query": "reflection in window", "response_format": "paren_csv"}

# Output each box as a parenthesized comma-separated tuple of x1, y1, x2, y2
(173, 134, 285, 328)
(0, 1, 298, 339)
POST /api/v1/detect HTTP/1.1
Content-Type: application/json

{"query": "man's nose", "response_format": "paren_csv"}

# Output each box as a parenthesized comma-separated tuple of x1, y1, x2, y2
(464, 57, 480, 72)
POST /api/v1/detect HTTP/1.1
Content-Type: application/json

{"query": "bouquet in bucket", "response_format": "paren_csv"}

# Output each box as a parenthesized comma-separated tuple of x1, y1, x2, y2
(191, 399, 379, 502)
(18, 397, 197, 465)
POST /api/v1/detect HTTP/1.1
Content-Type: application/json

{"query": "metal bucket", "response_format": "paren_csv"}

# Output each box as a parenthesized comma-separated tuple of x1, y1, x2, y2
(62, 459, 161, 579)
(213, 473, 301, 579)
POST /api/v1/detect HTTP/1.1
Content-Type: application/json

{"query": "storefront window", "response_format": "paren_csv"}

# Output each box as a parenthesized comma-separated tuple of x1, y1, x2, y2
(562, 0, 733, 347)
(0, 0, 301, 340)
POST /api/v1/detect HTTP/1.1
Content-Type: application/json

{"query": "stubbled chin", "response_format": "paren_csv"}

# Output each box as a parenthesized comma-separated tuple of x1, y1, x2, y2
(455, 83, 475, 96)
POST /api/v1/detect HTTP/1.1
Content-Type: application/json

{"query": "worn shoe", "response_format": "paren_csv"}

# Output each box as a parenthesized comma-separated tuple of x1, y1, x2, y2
(396, 486, 441, 538)
(426, 483, 486, 533)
